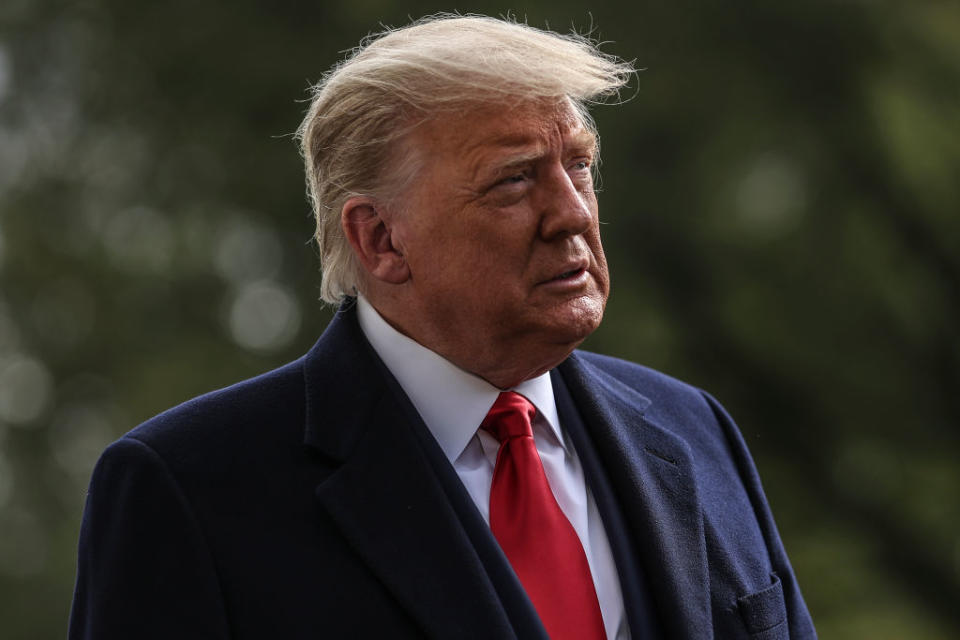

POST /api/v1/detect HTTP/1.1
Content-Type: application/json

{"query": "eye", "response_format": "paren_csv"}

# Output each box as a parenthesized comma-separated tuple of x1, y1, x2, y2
(489, 171, 531, 195)
(570, 159, 591, 172)
(498, 173, 527, 186)
(568, 159, 594, 190)
(484, 170, 531, 205)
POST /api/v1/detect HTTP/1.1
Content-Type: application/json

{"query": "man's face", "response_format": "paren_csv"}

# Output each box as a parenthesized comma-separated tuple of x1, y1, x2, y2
(384, 99, 610, 385)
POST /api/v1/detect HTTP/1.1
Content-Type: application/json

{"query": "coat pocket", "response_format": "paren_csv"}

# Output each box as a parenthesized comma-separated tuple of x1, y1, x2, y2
(737, 573, 789, 639)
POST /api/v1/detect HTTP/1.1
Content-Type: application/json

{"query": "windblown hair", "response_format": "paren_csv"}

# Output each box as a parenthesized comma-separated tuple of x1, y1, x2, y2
(297, 14, 634, 304)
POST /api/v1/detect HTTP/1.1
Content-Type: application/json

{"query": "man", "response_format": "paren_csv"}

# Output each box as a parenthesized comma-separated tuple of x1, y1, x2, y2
(70, 15, 816, 640)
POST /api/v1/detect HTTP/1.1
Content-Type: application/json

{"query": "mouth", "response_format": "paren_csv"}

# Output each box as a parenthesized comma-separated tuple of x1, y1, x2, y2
(539, 260, 590, 285)
(550, 267, 585, 281)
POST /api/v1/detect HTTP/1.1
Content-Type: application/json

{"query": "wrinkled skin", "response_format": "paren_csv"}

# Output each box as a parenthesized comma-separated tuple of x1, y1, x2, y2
(344, 99, 610, 389)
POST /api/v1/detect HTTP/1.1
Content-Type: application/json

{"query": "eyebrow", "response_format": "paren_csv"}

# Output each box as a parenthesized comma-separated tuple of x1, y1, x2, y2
(469, 131, 598, 183)
(567, 130, 598, 154)
(481, 130, 596, 154)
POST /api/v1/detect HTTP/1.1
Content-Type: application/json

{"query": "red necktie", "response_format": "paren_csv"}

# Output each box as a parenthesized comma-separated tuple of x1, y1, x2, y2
(482, 392, 606, 640)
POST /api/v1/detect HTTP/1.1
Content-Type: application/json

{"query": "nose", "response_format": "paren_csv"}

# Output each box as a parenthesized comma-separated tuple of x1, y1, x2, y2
(536, 164, 595, 241)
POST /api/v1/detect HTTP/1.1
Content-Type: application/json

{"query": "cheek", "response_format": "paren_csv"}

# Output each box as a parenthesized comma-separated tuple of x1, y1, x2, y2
(587, 230, 609, 280)
(595, 247, 610, 291)
(467, 228, 533, 272)
(411, 209, 538, 293)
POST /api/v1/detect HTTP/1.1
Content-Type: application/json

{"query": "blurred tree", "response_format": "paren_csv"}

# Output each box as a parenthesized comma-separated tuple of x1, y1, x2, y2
(0, 1, 957, 638)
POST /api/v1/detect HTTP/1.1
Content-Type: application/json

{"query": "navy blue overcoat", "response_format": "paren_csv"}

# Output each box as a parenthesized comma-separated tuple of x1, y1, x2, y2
(69, 303, 816, 639)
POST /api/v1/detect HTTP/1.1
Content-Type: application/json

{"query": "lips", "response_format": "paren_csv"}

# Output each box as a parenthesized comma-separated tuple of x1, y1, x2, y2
(551, 268, 585, 281)
(541, 259, 590, 284)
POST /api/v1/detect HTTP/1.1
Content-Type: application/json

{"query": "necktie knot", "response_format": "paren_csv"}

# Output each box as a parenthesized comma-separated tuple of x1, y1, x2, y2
(480, 392, 536, 443)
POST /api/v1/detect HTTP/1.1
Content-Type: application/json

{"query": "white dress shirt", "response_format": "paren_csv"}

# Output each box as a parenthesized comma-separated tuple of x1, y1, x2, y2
(356, 296, 629, 640)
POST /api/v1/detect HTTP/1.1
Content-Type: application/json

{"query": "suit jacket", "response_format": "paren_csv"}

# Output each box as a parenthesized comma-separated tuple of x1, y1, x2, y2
(69, 304, 816, 639)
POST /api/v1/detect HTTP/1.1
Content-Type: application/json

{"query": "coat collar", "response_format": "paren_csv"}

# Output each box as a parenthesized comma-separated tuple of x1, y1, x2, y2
(302, 303, 524, 640)
(558, 353, 713, 640)
(302, 303, 711, 639)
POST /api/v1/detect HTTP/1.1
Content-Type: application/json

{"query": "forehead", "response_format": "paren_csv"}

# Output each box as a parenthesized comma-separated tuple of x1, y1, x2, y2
(414, 99, 595, 165)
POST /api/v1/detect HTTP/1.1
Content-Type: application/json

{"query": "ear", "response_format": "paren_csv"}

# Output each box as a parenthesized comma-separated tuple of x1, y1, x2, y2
(341, 196, 410, 285)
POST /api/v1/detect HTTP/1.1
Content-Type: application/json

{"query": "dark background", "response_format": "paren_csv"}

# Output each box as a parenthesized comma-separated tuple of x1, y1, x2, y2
(1, 1, 958, 638)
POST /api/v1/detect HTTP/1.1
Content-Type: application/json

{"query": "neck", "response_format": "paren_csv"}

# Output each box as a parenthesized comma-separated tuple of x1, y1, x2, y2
(360, 290, 578, 389)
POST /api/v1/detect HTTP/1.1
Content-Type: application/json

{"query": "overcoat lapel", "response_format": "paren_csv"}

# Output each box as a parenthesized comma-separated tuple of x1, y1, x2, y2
(302, 308, 515, 640)
(558, 353, 713, 640)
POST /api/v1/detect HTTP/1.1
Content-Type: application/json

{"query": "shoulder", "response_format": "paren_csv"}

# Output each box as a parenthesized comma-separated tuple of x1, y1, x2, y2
(566, 349, 742, 461)
(571, 349, 713, 414)
(110, 356, 309, 476)
(573, 350, 694, 390)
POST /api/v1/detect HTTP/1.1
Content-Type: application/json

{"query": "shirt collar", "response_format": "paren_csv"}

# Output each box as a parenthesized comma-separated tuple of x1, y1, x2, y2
(356, 295, 564, 463)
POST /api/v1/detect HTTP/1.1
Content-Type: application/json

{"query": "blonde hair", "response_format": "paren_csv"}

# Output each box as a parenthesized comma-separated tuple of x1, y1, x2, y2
(297, 14, 634, 304)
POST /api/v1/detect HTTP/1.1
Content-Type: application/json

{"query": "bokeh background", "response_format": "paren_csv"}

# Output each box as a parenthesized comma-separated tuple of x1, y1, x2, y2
(1, 1, 958, 637)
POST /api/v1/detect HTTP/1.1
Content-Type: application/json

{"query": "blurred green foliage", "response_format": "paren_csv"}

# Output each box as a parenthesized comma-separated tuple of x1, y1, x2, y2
(1, 1, 958, 638)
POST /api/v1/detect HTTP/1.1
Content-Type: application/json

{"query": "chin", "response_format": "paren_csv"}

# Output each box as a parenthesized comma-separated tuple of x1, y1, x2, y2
(545, 296, 606, 346)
